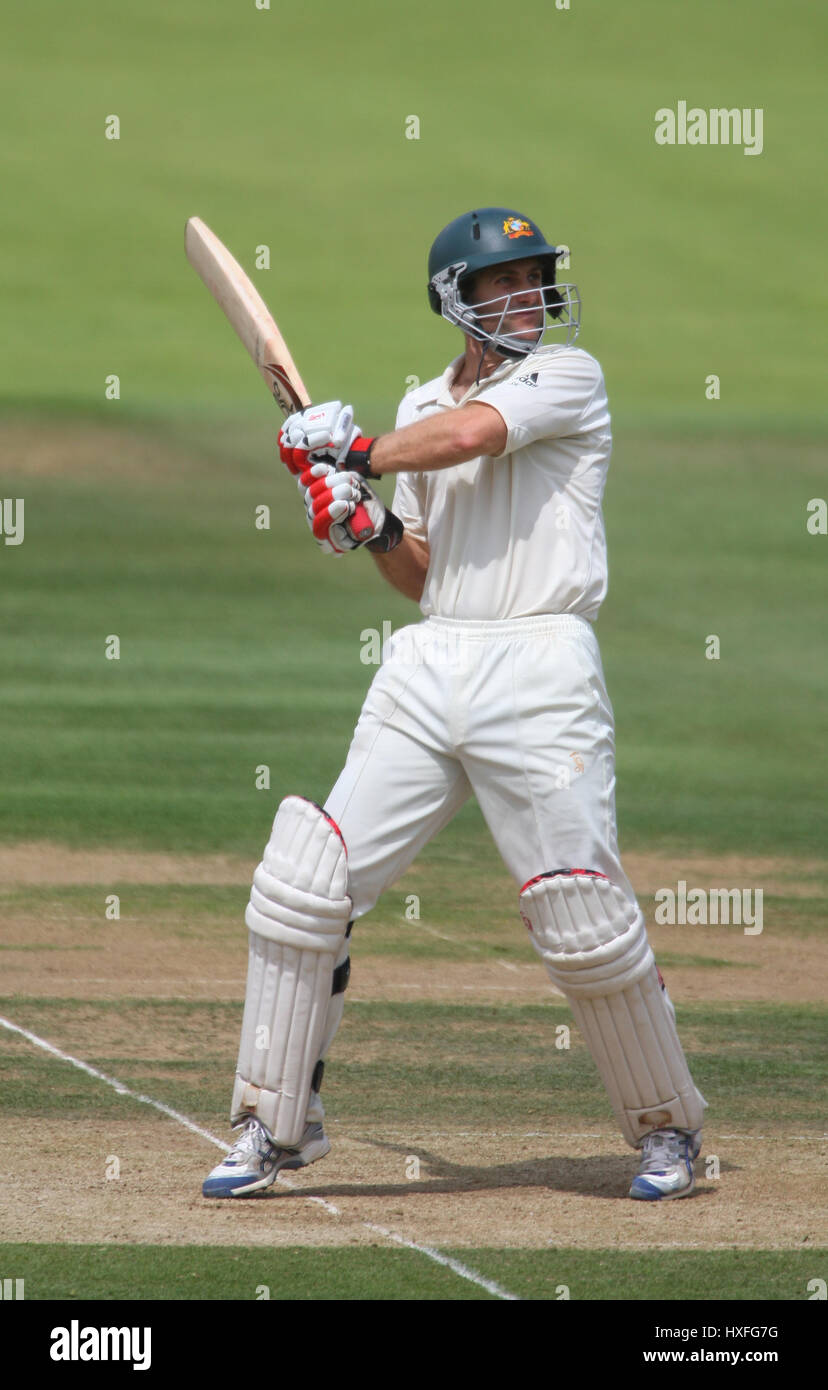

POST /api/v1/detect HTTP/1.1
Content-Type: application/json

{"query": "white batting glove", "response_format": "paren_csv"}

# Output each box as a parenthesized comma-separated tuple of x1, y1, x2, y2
(299, 462, 403, 556)
(279, 401, 361, 476)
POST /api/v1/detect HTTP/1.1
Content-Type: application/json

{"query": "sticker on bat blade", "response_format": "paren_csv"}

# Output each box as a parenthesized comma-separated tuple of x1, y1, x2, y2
(264, 363, 305, 414)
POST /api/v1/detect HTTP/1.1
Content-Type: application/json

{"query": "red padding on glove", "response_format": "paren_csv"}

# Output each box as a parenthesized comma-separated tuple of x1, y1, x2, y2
(312, 505, 337, 541)
(308, 477, 335, 500)
(281, 443, 309, 476)
(351, 502, 374, 541)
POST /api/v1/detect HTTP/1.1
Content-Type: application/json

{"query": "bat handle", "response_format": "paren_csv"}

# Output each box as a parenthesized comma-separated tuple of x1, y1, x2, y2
(351, 501, 375, 543)
(293, 398, 374, 542)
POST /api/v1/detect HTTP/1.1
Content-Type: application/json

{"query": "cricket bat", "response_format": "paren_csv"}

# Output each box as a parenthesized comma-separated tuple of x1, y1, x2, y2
(185, 216, 373, 539)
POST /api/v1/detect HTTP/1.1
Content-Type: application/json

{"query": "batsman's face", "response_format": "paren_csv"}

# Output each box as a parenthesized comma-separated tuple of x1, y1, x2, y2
(470, 257, 546, 343)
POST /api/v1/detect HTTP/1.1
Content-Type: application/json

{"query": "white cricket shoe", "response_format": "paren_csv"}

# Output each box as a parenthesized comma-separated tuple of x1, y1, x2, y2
(628, 1128, 701, 1201)
(202, 1118, 330, 1198)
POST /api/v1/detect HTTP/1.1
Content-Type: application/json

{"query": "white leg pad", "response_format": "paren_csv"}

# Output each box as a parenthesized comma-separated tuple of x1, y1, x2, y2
(231, 796, 352, 1146)
(520, 870, 706, 1147)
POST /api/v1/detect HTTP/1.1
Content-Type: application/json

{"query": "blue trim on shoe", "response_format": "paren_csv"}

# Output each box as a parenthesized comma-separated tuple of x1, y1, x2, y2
(630, 1176, 676, 1201)
(202, 1172, 264, 1198)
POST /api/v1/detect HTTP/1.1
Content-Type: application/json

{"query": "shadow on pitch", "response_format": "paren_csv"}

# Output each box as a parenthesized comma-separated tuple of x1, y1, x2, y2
(265, 1135, 724, 1202)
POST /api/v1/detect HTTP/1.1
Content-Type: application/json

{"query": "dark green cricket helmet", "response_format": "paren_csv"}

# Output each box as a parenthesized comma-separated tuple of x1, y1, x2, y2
(427, 206, 580, 358)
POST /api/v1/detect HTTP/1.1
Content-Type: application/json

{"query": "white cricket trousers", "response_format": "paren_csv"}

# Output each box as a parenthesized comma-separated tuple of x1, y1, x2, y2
(325, 613, 638, 915)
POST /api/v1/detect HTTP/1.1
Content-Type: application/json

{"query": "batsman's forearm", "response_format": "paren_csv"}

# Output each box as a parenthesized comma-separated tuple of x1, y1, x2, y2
(369, 402, 506, 476)
(370, 532, 429, 602)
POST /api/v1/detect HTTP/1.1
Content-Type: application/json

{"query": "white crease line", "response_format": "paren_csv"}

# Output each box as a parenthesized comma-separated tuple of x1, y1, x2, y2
(349, 1129, 825, 1142)
(0, 1013, 519, 1302)
(416, 924, 484, 950)
(275, 1172, 341, 1217)
(2, 979, 246, 988)
(410, 924, 557, 987)
(0, 1014, 227, 1150)
(373, 983, 566, 996)
(715, 1133, 826, 1142)
(361, 1223, 519, 1301)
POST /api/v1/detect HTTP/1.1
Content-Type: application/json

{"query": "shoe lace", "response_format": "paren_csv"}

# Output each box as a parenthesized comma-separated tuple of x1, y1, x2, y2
(229, 1119, 270, 1159)
(639, 1129, 682, 1171)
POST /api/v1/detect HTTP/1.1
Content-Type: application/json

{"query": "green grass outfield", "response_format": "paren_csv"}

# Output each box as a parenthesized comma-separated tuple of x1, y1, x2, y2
(1, 1243, 822, 1301)
(1, 0, 826, 431)
(0, 425, 824, 856)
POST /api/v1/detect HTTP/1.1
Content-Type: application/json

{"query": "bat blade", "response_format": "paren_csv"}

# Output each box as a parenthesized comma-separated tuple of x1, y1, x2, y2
(185, 216, 310, 415)
(185, 216, 374, 542)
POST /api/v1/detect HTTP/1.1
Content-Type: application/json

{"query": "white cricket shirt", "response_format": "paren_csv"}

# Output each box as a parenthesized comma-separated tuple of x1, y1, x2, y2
(391, 345, 612, 621)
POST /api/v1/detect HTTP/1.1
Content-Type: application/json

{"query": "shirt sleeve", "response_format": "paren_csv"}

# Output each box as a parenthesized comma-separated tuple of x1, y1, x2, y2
(391, 472, 428, 543)
(474, 349, 609, 458)
(390, 393, 428, 542)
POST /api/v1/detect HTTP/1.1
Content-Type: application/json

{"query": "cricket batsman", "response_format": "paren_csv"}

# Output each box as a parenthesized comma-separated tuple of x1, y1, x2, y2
(203, 207, 706, 1202)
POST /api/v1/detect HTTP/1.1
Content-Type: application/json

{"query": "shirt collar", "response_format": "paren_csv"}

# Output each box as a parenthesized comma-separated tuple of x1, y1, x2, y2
(414, 352, 517, 410)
